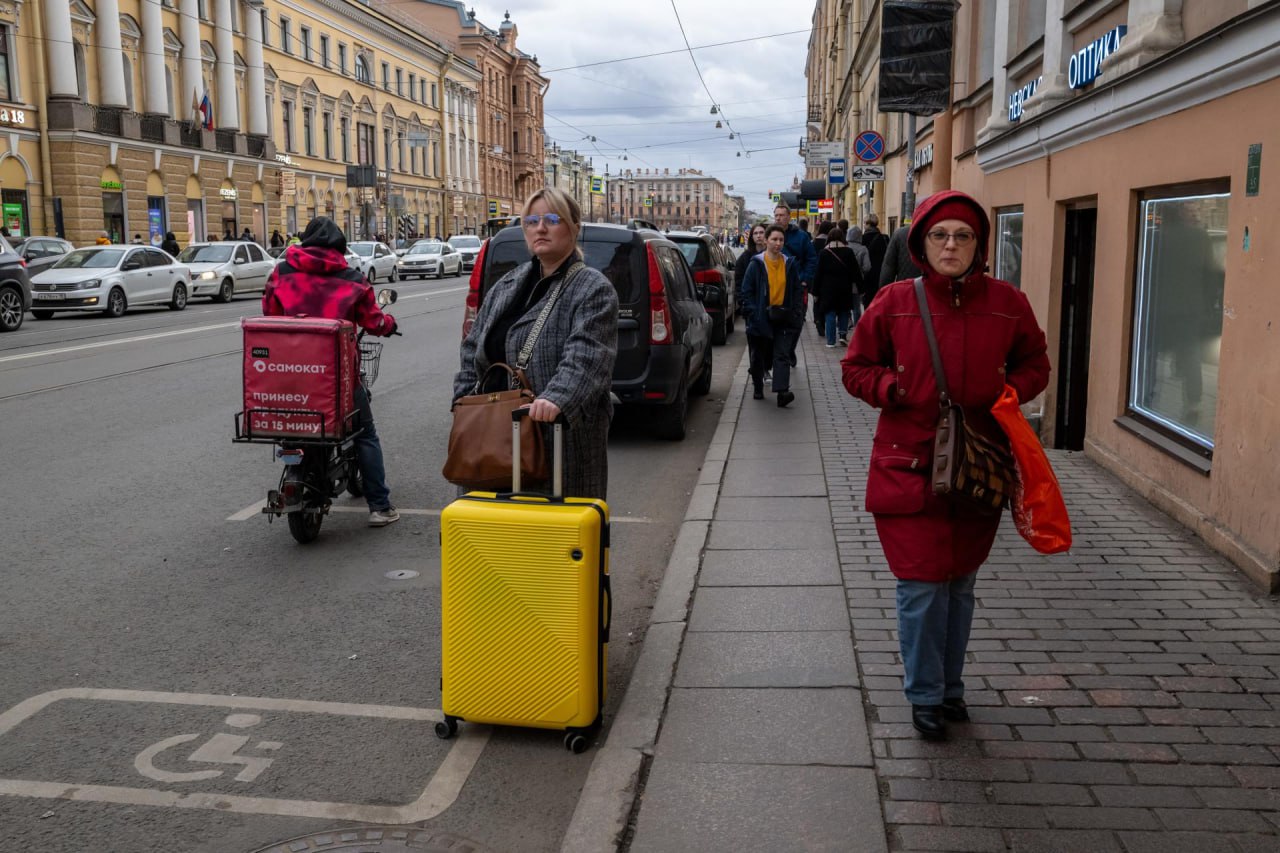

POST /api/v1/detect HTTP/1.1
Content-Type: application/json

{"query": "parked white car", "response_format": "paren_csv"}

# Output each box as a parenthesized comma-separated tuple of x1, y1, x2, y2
(446, 234, 482, 270)
(29, 245, 191, 318)
(345, 241, 399, 283)
(397, 241, 463, 279)
(177, 241, 276, 302)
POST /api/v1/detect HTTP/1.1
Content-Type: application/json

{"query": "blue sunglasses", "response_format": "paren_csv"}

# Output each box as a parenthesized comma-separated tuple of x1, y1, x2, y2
(522, 213, 563, 228)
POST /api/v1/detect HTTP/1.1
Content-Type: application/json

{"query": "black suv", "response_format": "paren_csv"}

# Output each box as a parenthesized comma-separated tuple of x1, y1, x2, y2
(665, 231, 736, 345)
(466, 220, 714, 440)
(0, 240, 32, 332)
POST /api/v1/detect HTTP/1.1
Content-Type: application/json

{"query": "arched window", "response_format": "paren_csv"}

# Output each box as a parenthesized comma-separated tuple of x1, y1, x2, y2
(353, 55, 369, 84)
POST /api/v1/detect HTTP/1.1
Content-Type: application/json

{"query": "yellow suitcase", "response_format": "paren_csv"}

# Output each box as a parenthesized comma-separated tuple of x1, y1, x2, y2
(436, 415, 610, 753)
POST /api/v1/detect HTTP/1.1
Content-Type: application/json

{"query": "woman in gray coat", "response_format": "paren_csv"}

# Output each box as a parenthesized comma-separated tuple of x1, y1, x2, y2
(453, 187, 618, 499)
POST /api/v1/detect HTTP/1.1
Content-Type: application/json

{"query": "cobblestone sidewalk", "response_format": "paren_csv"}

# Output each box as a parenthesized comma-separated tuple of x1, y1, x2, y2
(805, 331, 1280, 853)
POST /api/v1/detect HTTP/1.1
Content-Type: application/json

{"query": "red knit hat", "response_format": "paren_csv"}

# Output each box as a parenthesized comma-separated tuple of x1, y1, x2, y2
(919, 198, 982, 236)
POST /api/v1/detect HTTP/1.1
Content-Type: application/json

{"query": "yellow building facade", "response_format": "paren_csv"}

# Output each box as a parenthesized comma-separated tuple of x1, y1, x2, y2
(0, 0, 479, 246)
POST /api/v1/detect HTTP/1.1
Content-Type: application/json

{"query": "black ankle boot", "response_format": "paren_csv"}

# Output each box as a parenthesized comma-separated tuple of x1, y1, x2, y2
(911, 704, 947, 740)
(941, 698, 969, 722)
(753, 383, 764, 400)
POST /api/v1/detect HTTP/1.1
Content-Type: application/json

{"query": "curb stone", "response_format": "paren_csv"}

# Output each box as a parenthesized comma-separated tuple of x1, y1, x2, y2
(559, 350, 748, 853)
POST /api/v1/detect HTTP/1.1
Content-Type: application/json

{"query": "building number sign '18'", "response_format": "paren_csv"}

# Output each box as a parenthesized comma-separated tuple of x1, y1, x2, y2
(0, 108, 28, 126)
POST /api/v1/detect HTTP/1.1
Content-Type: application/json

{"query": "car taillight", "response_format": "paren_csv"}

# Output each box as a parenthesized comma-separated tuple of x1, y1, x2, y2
(693, 269, 722, 285)
(462, 239, 488, 338)
(16, 258, 26, 268)
(646, 246, 670, 345)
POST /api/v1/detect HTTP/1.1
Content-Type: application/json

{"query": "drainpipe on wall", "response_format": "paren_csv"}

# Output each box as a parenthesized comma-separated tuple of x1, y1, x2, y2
(31, 0, 57, 235)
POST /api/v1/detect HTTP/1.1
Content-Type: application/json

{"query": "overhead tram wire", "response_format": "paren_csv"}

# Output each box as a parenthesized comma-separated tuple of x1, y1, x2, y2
(539, 25, 826, 73)
(666, 0, 751, 158)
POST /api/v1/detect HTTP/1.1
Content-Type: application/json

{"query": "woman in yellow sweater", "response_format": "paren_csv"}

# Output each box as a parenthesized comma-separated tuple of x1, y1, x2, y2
(739, 224, 805, 406)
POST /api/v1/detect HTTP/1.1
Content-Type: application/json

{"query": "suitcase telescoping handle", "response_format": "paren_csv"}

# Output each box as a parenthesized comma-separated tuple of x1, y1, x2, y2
(511, 408, 567, 497)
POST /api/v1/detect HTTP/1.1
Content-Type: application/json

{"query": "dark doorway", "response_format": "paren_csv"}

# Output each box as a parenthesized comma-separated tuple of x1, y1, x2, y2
(1055, 206, 1097, 450)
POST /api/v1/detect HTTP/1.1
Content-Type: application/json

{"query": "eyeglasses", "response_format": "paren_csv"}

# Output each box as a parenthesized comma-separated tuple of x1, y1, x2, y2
(926, 230, 976, 247)
(522, 213, 563, 228)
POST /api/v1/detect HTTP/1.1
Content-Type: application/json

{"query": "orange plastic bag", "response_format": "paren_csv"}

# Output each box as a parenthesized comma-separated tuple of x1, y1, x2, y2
(990, 385, 1072, 554)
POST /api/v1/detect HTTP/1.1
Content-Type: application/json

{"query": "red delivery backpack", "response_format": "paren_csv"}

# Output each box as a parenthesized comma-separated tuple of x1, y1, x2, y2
(241, 317, 357, 439)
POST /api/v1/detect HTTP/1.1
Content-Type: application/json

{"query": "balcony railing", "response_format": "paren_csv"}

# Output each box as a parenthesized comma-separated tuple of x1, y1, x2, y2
(215, 129, 236, 153)
(92, 106, 123, 136)
(140, 115, 166, 143)
(246, 136, 267, 158)
(180, 124, 203, 148)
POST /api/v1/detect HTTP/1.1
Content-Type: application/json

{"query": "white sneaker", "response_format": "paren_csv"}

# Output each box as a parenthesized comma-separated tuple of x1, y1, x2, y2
(825, 342, 836, 348)
(838, 336, 848, 346)
(369, 506, 400, 527)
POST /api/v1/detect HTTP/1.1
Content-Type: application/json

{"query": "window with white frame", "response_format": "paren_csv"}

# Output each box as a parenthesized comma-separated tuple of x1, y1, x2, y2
(354, 55, 369, 84)
(300, 26, 311, 61)
(319, 35, 330, 68)
(281, 99, 294, 151)
(279, 18, 291, 54)
(302, 105, 314, 155)
(0, 25, 14, 102)
(993, 206, 1024, 288)
(338, 43, 347, 74)
(1129, 185, 1229, 452)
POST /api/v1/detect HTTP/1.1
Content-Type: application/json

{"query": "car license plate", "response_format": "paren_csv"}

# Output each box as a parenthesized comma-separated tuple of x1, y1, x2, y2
(36, 292, 65, 300)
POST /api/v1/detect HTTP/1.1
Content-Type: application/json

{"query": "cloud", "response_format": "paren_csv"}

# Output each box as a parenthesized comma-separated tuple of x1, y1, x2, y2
(467, 0, 812, 215)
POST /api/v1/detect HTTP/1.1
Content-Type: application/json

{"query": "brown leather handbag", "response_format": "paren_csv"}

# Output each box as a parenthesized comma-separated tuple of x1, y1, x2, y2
(913, 278, 1017, 513)
(442, 363, 548, 491)
(442, 270, 574, 491)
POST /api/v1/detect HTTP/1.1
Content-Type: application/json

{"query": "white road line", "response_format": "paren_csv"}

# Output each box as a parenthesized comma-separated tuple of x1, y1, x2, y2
(227, 498, 652, 523)
(397, 285, 469, 301)
(226, 499, 267, 521)
(0, 321, 241, 364)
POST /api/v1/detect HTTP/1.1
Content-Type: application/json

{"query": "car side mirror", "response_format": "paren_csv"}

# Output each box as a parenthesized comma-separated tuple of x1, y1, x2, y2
(234, 258, 245, 264)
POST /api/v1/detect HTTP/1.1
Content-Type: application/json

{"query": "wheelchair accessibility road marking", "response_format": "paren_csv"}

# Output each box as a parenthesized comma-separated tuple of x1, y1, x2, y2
(0, 688, 489, 823)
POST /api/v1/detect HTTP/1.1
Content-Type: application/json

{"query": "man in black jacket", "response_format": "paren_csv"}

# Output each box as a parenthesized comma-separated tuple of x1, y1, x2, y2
(862, 214, 889, 286)
(867, 224, 921, 308)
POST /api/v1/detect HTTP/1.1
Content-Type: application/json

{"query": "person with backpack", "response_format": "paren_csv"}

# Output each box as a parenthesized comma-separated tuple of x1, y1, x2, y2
(814, 228, 870, 348)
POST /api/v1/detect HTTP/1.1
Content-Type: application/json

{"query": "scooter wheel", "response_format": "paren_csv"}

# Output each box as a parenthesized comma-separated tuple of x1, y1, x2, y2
(287, 509, 323, 544)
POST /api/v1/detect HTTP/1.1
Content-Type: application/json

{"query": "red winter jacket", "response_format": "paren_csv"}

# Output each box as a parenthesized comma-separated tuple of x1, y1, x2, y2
(263, 244, 396, 336)
(840, 191, 1050, 578)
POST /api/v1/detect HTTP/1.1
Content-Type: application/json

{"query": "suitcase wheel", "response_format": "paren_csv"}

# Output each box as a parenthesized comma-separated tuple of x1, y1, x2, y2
(563, 732, 589, 754)
(435, 717, 458, 740)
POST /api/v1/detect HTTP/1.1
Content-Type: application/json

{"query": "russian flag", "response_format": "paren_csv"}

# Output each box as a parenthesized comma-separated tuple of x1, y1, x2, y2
(199, 91, 213, 130)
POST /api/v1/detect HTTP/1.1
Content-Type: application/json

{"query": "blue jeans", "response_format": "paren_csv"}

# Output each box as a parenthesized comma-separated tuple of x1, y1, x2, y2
(353, 384, 391, 511)
(824, 311, 850, 345)
(896, 573, 978, 706)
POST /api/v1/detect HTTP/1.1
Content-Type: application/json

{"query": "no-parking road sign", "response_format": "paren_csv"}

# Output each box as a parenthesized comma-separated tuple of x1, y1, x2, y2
(854, 130, 885, 163)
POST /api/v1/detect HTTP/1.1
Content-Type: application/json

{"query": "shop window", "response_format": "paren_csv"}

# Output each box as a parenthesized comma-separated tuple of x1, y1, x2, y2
(1129, 185, 1229, 452)
(993, 207, 1024, 288)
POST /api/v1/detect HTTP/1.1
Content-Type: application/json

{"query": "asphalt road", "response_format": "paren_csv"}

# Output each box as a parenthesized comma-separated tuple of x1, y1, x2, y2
(0, 276, 745, 853)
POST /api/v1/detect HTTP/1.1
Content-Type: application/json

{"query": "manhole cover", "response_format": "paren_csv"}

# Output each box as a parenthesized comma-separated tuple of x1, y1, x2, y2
(385, 570, 420, 580)
(252, 827, 493, 853)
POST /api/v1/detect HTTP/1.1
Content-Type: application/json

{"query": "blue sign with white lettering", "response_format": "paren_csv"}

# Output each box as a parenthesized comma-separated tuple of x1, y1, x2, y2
(1008, 76, 1043, 123)
(1069, 25, 1127, 90)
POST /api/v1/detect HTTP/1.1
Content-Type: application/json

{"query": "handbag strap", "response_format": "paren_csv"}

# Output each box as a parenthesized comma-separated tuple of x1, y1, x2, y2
(912, 276, 952, 407)
(515, 260, 584, 373)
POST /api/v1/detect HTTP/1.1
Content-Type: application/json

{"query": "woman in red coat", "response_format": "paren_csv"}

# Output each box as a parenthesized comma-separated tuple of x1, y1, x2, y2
(841, 190, 1050, 740)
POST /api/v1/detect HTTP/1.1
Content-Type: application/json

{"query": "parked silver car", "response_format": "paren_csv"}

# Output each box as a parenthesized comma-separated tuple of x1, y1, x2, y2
(177, 241, 275, 302)
(397, 240, 463, 279)
(346, 241, 399, 283)
(446, 234, 482, 270)
(30, 246, 191, 318)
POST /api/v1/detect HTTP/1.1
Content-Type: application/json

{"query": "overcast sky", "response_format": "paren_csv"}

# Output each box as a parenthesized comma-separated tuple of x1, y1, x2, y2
(467, 1, 813, 215)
